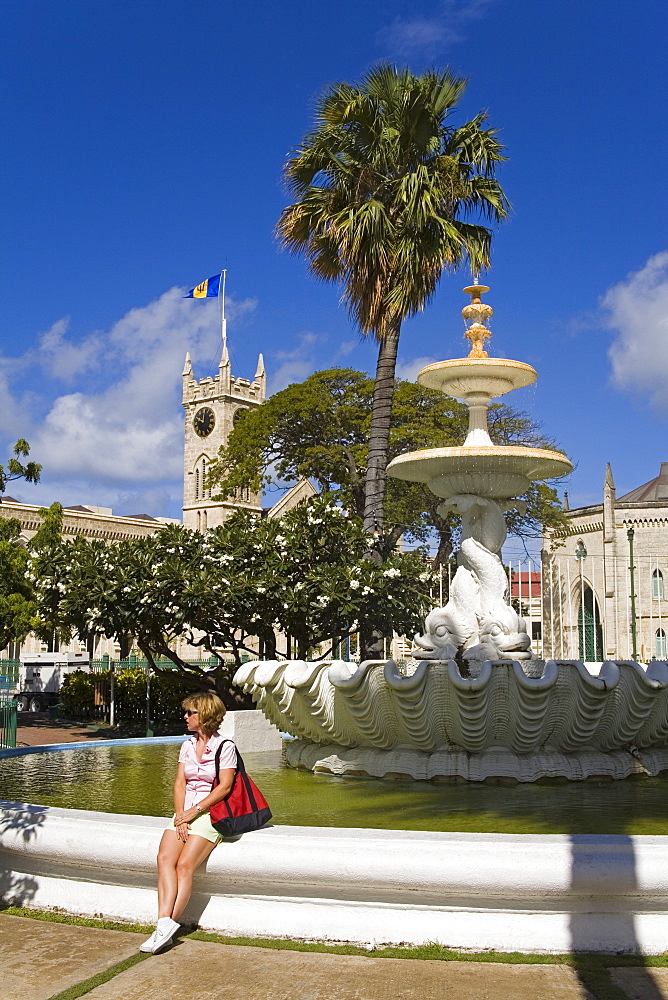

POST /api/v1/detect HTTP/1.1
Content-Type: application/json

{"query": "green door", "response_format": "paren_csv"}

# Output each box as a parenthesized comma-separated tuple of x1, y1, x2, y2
(578, 586, 603, 661)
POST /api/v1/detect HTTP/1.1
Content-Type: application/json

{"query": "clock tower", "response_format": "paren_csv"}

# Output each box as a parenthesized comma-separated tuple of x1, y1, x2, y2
(182, 344, 266, 529)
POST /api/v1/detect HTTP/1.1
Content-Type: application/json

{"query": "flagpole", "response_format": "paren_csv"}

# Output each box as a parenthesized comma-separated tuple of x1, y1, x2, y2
(220, 269, 227, 351)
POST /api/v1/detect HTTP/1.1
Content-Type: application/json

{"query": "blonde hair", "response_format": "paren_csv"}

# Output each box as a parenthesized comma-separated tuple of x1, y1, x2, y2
(182, 691, 226, 736)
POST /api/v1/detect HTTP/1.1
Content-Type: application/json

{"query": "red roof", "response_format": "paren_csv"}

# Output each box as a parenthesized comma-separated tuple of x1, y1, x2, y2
(510, 571, 541, 597)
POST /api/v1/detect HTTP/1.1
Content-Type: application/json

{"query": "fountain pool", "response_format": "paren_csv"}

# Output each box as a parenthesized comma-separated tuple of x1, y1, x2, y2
(2, 740, 668, 835)
(3, 733, 668, 953)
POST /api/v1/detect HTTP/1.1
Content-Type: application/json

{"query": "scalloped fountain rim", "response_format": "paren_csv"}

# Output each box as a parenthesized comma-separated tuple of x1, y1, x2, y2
(234, 658, 668, 782)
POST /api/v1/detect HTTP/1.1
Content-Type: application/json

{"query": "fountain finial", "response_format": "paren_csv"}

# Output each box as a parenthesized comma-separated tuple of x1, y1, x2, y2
(462, 284, 493, 359)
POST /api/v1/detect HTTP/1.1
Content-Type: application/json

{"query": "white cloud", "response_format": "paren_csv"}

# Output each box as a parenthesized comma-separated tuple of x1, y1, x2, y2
(338, 339, 358, 357)
(0, 287, 258, 510)
(377, 0, 495, 55)
(396, 356, 439, 383)
(604, 251, 668, 411)
(36, 318, 102, 381)
(268, 331, 322, 394)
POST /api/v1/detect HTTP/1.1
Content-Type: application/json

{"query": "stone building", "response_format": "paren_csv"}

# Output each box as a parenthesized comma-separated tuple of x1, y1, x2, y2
(542, 462, 668, 663)
(182, 345, 265, 530)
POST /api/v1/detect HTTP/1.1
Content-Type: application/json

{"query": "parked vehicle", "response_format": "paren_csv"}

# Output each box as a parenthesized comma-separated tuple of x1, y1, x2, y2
(15, 652, 90, 712)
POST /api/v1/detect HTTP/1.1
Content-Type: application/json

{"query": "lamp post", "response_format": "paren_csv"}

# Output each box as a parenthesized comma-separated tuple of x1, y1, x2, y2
(145, 667, 153, 739)
(628, 526, 638, 661)
(575, 540, 587, 660)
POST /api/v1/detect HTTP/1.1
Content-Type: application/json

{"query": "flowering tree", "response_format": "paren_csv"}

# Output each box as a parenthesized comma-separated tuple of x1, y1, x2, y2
(30, 524, 255, 708)
(31, 495, 431, 705)
(0, 502, 62, 650)
(195, 494, 431, 661)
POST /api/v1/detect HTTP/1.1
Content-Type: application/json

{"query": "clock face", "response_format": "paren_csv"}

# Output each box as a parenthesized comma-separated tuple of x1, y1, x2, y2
(193, 406, 215, 437)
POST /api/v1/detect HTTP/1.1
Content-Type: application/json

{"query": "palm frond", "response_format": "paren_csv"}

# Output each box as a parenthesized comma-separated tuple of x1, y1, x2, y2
(276, 63, 508, 339)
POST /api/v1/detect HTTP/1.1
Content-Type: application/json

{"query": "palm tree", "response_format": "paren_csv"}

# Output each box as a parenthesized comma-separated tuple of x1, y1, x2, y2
(277, 64, 509, 548)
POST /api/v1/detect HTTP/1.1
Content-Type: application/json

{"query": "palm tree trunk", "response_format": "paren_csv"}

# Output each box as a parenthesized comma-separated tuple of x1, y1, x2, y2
(363, 318, 401, 547)
(361, 319, 400, 662)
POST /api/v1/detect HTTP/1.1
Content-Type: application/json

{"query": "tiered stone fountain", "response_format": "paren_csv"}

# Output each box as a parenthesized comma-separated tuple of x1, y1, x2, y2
(235, 287, 668, 782)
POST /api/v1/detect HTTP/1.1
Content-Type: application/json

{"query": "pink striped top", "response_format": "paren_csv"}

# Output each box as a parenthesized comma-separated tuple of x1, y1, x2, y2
(178, 732, 237, 810)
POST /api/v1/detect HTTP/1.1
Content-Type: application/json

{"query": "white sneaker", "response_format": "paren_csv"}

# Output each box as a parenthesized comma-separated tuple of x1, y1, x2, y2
(139, 918, 180, 954)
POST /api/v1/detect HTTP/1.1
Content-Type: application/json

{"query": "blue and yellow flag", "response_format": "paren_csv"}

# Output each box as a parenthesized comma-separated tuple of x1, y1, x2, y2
(184, 273, 221, 298)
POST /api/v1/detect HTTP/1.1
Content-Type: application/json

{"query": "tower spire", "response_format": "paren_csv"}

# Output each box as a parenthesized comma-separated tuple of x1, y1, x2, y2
(254, 353, 266, 400)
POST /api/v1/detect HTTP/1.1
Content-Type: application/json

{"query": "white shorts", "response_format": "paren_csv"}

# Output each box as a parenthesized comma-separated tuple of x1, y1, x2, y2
(165, 812, 222, 845)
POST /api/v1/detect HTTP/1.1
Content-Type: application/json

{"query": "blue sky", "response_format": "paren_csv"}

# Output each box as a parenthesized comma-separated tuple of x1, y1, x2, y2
(2, 0, 668, 552)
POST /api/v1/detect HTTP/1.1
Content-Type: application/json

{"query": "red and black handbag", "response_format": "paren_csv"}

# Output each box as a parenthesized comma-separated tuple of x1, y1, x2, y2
(209, 740, 272, 837)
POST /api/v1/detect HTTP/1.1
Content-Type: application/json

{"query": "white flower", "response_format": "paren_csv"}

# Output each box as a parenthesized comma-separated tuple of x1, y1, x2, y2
(349, 580, 360, 590)
(383, 568, 401, 578)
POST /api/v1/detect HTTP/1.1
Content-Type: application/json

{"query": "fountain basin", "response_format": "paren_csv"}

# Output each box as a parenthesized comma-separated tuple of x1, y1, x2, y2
(235, 659, 668, 782)
(417, 356, 537, 399)
(387, 445, 573, 498)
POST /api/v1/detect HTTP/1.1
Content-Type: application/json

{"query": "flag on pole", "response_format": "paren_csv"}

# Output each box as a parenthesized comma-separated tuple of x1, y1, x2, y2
(184, 273, 221, 298)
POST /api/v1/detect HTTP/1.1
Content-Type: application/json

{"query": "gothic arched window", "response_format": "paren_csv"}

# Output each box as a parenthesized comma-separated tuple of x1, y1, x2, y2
(577, 585, 603, 661)
(656, 628, 667, 659)
(653, 569, 664, 600)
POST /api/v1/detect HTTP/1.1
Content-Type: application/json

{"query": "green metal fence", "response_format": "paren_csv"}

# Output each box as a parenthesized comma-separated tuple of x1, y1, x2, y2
(89, 654, 225, 673)
(67, 655, 254, 726)
(0, 695, 17, 748)
(0, 654, 252, 682)
(0, 660, 19, 687)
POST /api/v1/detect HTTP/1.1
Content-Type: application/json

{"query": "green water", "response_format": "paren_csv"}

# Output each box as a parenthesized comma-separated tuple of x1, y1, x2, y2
(2, 743, 668, 834)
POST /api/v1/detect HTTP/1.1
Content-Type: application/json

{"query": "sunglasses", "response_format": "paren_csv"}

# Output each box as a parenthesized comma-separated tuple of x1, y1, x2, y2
(184, 709, 199, 716)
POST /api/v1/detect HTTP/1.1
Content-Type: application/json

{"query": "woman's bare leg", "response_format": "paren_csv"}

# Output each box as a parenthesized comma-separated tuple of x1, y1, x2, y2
(171, 834, 218, 921)
(156, 831, 184, 919)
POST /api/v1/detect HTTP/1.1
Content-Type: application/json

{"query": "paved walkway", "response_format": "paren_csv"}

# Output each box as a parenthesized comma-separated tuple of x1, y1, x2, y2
(15, 713, 177, 747)
(15, 713, 111, 747)
(5, 913, 668, 1000)
(0, 915, 596, 1000)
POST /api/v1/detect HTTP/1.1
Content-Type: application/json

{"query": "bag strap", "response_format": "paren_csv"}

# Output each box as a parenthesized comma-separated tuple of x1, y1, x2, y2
(212, 739, 260, 812)
(213, 738, 242, 788)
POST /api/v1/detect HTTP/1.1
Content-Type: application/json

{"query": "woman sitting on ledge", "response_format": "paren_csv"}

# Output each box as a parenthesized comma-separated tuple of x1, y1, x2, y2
(140, 690, 236, 954)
